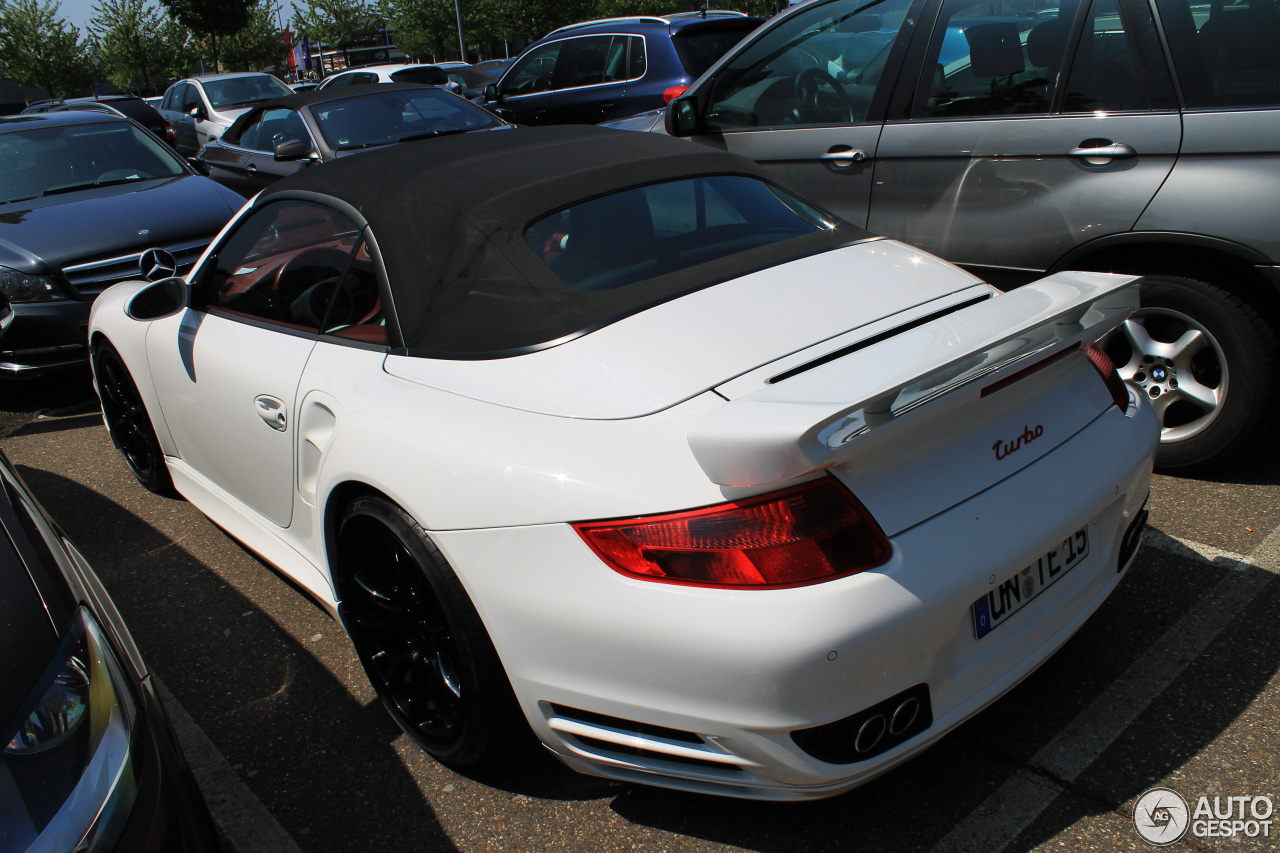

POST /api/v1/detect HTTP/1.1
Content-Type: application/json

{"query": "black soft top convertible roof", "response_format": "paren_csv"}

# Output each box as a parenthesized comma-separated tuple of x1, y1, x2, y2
(261, 125, 871, 357)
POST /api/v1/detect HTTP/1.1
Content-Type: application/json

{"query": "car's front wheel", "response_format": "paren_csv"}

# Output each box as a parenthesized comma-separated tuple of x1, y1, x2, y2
(336, 495, 528, 765)
(1103, 274, 1278, 474)
(92, 338, 174, 495)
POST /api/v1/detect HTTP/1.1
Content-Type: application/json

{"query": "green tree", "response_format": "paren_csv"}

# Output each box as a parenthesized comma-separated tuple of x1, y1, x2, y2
(158, 0, 257, 72)
(378, 0, 455, 60)
(90, 0, 194, 94)
(293, 0, 380, 67)
(221, 0, 288, 70)
(0, 0, 96, 98)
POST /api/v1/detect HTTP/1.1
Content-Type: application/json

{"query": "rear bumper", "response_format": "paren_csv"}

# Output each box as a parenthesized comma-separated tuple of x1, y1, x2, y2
(433, 399, 1159, 800)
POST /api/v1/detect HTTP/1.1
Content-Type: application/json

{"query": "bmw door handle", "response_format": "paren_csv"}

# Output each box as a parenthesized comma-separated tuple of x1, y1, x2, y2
(255, 395, 287, 431)
(820, 146, 868, 170)
(1067, 141, 1137, 160)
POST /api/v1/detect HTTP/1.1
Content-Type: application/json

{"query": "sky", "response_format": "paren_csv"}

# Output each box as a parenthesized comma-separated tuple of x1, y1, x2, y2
(59, 0, 98, 31)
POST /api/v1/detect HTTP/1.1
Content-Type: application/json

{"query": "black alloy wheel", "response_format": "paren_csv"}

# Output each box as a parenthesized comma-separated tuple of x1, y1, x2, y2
(336, 496, 527, 765)
(92, 339, 174, 494)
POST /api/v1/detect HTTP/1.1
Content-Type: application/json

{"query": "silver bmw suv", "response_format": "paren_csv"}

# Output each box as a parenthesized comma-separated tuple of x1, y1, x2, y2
(637, 0, 1280, 473)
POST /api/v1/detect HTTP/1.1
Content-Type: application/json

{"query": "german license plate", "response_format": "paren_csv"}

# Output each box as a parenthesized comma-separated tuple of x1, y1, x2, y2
(972, 527, 1090, 639)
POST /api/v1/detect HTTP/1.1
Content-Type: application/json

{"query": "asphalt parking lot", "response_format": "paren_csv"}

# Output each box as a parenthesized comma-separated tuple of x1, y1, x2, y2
(2, 371, 1277, 853)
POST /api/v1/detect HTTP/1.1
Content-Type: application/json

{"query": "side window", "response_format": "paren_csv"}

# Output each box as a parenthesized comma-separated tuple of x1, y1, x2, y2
(326, 73, 354, 89)
(1155, 0, 1280, 107)
(502, 42, 562, 95)
(1062, 0, 1171, 111)
(603, 36, 630, 82)
(182, 84, 203, 113)
(705, 0, 917, 129)
(231, 110, 264, 148)
(160, 86, 176, 111)
(915, 0, 1065, 118)
(319, 238, 388, 346)
(253, 108, 301, 153)
(557, 36, 614, 89)
(629, 36, 647, 79)
(195, 200, 362, 332)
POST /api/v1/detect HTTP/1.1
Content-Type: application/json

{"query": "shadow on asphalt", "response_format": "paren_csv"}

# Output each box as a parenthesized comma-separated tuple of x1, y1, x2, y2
(16, 466, 465, 853)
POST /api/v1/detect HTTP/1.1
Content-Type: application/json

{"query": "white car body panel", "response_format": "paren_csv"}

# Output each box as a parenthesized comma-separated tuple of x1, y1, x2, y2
(87, 192, 1159, 800)
(145, 311, 314, 527)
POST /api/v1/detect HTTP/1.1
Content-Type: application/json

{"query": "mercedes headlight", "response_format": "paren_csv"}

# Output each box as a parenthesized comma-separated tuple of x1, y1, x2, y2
(1, 608, 140, 853)
(0, 267, 66, 303)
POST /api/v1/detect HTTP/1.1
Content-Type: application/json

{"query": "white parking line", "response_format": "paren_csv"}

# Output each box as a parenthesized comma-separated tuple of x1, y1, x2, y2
(929, 527, 1279, 853)
(156, 680, 304, 853)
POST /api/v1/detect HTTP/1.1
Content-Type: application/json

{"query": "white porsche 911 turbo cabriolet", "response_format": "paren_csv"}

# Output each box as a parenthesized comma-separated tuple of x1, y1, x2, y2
(89, 125, 1156, 800)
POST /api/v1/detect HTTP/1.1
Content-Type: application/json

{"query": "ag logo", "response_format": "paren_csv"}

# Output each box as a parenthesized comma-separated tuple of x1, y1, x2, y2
(1134, 787, 1190, 845)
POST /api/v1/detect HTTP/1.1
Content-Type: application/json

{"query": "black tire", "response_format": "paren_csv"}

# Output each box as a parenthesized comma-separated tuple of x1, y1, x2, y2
(336, 496, 528, 765)
(1102, 275, 1278, 474)
(92, 338, 174, 495)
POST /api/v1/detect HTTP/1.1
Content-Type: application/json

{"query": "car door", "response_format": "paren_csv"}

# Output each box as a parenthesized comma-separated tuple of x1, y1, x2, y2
(547, 35, 634, 124)
(144, 200, 365, 528)
(211, 108, 313, 193)
(679, 0, 923, 229)
(494, 40, 564, 124)
(166, 83, 200, 154)
(867, 0, 1182, 282)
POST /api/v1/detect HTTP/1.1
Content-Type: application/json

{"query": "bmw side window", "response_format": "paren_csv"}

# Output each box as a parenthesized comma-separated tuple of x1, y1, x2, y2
(914, 0, 1068, 118)
(1061, 0, 1175, 111)
(195, 201, 362, 332)
(1154, 0, 1280, 107)
(705, 0, 917, 129)
(503, 42, 562, 95)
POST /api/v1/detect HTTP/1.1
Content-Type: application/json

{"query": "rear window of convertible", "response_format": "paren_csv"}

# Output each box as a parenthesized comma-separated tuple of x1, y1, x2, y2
(525, 175, 836, 292)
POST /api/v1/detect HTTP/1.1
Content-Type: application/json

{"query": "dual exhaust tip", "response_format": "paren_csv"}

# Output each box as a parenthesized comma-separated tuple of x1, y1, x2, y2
(792, 683, 933, 765)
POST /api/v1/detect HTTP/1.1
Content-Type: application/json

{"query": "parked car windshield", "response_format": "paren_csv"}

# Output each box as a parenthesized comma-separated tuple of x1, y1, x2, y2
(0, 121, 186, 204)
(312, 88, 504, 150)
(525, 175, 836, 292)
(202, 75, 293, 109)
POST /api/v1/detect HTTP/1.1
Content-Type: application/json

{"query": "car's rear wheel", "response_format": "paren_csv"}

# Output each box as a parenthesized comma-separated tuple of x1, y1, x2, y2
(92, 338, 173, 494)
(336, 496, 527, 765)
(1102, 274, 1277, 474)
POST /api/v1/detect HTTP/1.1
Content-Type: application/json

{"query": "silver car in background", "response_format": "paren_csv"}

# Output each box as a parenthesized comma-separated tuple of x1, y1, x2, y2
(643, 0, 1280, 474)
(158, 72, 294, 156)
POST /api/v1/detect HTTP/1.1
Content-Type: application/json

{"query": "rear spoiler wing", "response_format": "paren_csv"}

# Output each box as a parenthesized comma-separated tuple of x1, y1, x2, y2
(689, 271, 1140, 487)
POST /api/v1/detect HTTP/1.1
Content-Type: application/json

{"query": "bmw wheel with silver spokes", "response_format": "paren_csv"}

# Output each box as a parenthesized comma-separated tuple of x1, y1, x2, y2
(1112, 307, 1227, 444)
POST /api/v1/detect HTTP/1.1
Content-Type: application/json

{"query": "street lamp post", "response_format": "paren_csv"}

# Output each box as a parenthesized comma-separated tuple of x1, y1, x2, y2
(454, 0, 466, 61)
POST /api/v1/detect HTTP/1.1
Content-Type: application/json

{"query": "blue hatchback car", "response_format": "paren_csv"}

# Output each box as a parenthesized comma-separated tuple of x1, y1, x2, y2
(479, 12, 764, 125)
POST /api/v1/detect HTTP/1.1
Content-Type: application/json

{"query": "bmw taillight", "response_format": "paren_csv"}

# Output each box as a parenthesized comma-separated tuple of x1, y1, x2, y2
(1084, 343, 1131, 411)
(573, 477, 891, 589)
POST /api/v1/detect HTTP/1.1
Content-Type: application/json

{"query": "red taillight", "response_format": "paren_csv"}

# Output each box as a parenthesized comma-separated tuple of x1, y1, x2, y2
(163, 120, 177, 144)
(663, 84, 690, 104)
(1084, 343, 1131, 411)
(573, 477, 891, 589)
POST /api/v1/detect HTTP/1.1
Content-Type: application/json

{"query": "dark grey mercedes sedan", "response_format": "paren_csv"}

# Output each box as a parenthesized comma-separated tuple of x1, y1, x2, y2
(0, 111, 244, 379)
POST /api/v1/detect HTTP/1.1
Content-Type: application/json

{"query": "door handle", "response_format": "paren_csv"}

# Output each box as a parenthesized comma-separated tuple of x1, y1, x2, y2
(246, 162, 257, 171)
(1067, 142, 1136, 160)
(255, 395, 287, 431)
(820, 147, 868, 170)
